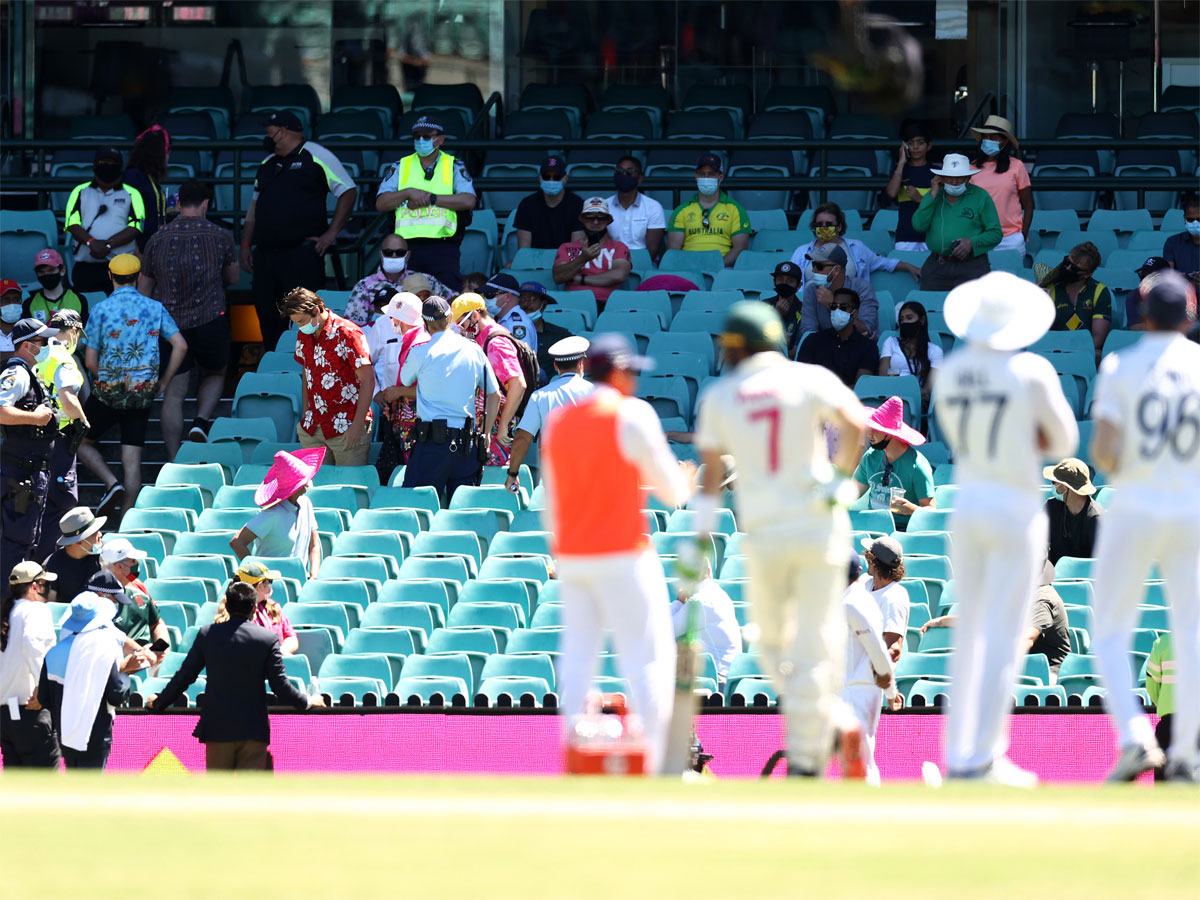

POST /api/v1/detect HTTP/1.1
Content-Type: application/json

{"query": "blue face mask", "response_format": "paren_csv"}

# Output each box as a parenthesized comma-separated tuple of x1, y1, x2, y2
(298, 319, 322, 335)
(808, 272, 828, 287)
(696, 177, 720, 196)
(944, 182, 967, 197)
(1, 304, 21, 324)
(541, 179, 564, 197)
(414, 137, 436, 157)
(980, 138, 1002, 157)
(35, 344, 51, 364)
(1186, 220, 1200, 236)
(830, 309, 853, 330)
(528, 309, 542, 322)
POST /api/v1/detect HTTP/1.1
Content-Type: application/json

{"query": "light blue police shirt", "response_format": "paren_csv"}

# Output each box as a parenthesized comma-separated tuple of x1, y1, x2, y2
(400, 329, 499, 423)
(515, 372, 594, 438)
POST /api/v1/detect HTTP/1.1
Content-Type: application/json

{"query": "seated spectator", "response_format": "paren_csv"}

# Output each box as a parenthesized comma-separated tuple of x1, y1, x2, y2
(878, 300, 942, 404)
(230, 448, 324, 579)
(798, 244, 879, 338)
(911, 154, 1002, 290)
(41, 507, 105, 604)
(853, 397, 936, 531)
(23, 249, 87, 325)
(484, 273, 536, 353)
(1043, 458, 1102, 564)
(763, 261, 804, 357)
(460, 272, 487, 295)
(885, 119, 935, 252)
(219, 560, 299, 656)
(797, 287, 880, 386)
(402, 272, 433, 300)
(858, 536, 910, 662)
(0, 280, 22, 366)
(1038, 241, 1111, 364)
(671, 555, 742, 680)
(1125, 257, 1170, 330)
(969, 116, 1033, 257)
(551, 197, 632, 306)
(517, 281, 570, 380)
(100, 537, 167, 663)
(665, 153, 751, 266)
(512, 156, 583, 256)
(1163, 193, 1199, 281)
(606, 156, 666, 259)
(344, 233, 448, 327)
(64, 147, 145, 295)
(790, 201, 920, 289)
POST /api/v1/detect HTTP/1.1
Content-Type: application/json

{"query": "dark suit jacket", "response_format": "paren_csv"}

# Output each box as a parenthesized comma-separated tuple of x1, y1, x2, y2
(149, 617, 308, 743)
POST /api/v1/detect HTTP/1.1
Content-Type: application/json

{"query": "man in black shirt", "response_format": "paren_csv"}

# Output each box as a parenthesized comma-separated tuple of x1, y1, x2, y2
(42, 506, 105, 604)
(763, 261, 803, 357)
(1042, 457, 1102, 564)
(511, 156, 584, 259)
(796, 287, 880, 386)
(1030, 560, 1071, 681)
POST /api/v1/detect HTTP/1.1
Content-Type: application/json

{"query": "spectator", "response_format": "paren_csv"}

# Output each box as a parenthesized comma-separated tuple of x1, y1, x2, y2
(362, 286, 406, 399)
(123, 125, 170, 249)
(221, 560, 298, 656)
(797, 287, 880, 387)
(402, 272, 433, 300)
(283, 287, 374, 465)
(76, 255, 187, 518)
(23, 249, 87, 325)
(606, 156, 666, 259)
(484, 273, 537, 353)
(41, 507, 105, 605)
(139, 179, 239, 450)
(461, 273, 487, 294)
(858, 536, 911, 662)
(878, 300, 943, 405)
(1163, 193, 1199, 280)
(64, 147, 145, 295)
(452, 294, 530, 468)
(344, 234, 449, 328)
(1145, 631, 1180, 781)
(518, 280, 572, 380)
(671, 554, 742, 681)
(241, 111, 358, 350)
(911, 154, 1002, 290)
(1126, 257, 1171, 330)
(370, 290, 427, 477)
(512, 156, 584, 255)
(853, 397, 936, 531)
(148, 580, 322, 770)
(763, 261, 804, 357)
(789, 201, 920, 289)
(230, 448, 324, 579)
(100, 537, 168, 656)
(666, 153, 751, 266)
(1043, 458, 1102, 564)
(886, 119, 935, 252)
(0, 280, 23, 366)
(1038, 241, 1111, 364)
(798, 244, 879, 339)
(551, 197, 633, 307)
(0, 561, 61, 768)
(969, 116, 1033, 257)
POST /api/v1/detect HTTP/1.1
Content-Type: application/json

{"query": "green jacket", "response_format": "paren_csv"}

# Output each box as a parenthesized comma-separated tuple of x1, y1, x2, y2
(911, 184, 1002, 257)
(1145, 632, 1173, 715)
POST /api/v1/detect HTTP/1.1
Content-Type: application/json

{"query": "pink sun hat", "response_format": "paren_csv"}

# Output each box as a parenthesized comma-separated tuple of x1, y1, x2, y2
(255, 447, 327, 507)
(865, 397, 926, 447)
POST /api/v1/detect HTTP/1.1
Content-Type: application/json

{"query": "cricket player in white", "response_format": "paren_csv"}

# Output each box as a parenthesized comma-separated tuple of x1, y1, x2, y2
(693, 302, 868, 776)
(935, 272, 1078, 786)
(1089, 270, 1200, 782)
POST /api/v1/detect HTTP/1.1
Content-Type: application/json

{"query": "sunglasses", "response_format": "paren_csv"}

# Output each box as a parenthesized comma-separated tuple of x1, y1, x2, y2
(581, 215, 608, 224)
(380, 248, 408, 257)
(813, 221, 838, 229)
(701, 209, 711, 228)
(830, 303, 855, 312)
(615, 166, 639, 175)
(541, 172, 565, 181)
(812, 262, 835, 272)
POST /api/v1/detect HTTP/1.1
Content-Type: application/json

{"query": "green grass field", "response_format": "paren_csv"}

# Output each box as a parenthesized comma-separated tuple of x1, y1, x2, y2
(2, 774, 1197, 899)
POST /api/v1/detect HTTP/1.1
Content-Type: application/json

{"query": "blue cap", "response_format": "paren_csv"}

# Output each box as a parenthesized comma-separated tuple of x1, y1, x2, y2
(847, 550, 863, 584)
(1140, 269, 1196, 328)
(586, 333, 654, 377)
(518, 281, 555, 305)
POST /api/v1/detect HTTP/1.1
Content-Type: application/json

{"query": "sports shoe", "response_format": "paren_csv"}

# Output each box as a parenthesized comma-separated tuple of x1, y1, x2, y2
(1106, 741, 1165, 782)
(95, 483, 126, 521)
(188, 418, 211, 443)
(981, 756, 1038, 788)
(1163, 760, 1197, 783)
(837, 724, 868, 779)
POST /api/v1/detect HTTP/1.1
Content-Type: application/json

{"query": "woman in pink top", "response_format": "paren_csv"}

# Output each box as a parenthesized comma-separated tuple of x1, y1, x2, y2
(969, 115, 1033, 257)
(215, 561, 299, 655)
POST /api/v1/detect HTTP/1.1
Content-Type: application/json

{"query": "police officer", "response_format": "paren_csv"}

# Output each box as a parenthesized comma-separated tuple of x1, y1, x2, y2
(484, 273, 537, 355)
(399, 297, 501, 502)
(376, 115, 477, 294)
(34, 309, 89, 558)
(505, 336, 594, 494)
(0, 319, 59, 578)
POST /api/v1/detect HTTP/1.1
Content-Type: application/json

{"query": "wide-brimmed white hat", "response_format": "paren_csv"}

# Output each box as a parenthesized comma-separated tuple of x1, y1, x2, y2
(384, 291, 422, 327)
(943, 271, 1055, 350)
(930, 153, 980, 177)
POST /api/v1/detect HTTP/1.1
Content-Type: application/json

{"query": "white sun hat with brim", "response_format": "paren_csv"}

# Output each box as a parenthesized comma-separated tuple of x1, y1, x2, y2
(943, 271, 1056, 351)
(929, 153, 981, 177)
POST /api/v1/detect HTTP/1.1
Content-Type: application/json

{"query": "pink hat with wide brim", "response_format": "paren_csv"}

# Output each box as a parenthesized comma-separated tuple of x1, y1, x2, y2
(255, 447, 327, 507)
(865, 397, 926, 447)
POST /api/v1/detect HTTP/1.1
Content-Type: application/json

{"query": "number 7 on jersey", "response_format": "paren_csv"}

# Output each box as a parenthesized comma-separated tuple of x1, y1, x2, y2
(749, 406, 781, 474)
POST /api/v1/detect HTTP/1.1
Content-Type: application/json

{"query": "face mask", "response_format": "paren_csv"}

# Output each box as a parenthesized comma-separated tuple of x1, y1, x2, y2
(1055, 484, 1067, 496)
(128, 563, 140, 580)
(528, 309, 543, 322)
(85, 538, 103, 556)
(390, 318, 406, 334)
(485, 298, 502, 317)
(1186, 220, 1200, 236)
(414, 137, 436, 157)
(35, 344, 51, 364)
(299, 319, 322, 335)
(813, 225, 837, 242)
(696, 178, 720, 196)
(37, 272, 62, 292)
(541, 180, 564, 197)
(613, 172, 639, 192)
(1056, 260, 1082, 284)
(980, 139, 1002, 157)
(943, 182, 967, 197)
(898, 321, 921, 340)
(870, 436, 890, 451)
(830, 309, 852, 330)
(1, 304, 21, 324)
(380, 254, 407, 274)
(94, 163, 121, 183)
(808, 272, 828, 287)
(774, 282, 797, 298)
(262, 135, 277, 153)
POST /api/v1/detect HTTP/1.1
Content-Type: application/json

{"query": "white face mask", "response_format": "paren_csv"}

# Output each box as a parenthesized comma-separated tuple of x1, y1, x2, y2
(944, 181, 967, 196)
(1186, 220, 1200, 236)
(381, 254, 408, 274)
(390, 318, 406, 334)
(830, 309, 853, 330)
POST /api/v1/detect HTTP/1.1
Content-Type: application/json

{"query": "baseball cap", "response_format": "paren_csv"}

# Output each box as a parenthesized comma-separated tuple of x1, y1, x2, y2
(87, 569, 133, 603)
(422, 296, 452, 322)
(8, 561, 58, 586)
(370, 282, 400, 310)
(401, 273, 432, 294)
(99, 537, 149, 567)
(846, 550, 863, 584)
(1136, 256, 1170, 278)
(1043, 458, 1096, 496)
(93, 146, 122, 165)
(268, 110, 303, 133)
(411, 115, 445, 135)
(34, 248, 64, 268)
(580, 197, 612, 219)
(384, 291, 422, 327)
(695, 153, 723, 172)
(540, 156, 567, 176)
(860, 535, 903, 568)
(485, 273, 521, 297)
(773, 261, 803, 280)
(0, 278, 20, 297)
(109, 254, 141, 276)
(10, 318, 58, 346)
(450, 292, 487, 322)
(718, 301, 786, 352)
(586, 333, 653, 377)
(1140, 269, 1197, 328)
(518, 281, 556, 305)
(806, 244, 849, 267)
(236, 559, 282, 584)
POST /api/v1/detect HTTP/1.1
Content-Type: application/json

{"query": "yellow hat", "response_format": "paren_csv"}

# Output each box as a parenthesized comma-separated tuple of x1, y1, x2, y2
(450, 292, 487, 322)
(109, 253, 141, 276)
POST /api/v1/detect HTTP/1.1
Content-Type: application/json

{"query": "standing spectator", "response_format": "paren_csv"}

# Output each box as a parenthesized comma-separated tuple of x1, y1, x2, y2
(853, 397, 936, 531)
(0, 561, 61, 768)
(512, 156, 584, 256)
(1145, 632, 1180, 781)
(76, 255, 187, 518)
(666, 154, 751, 266)
(283, 287, 374, 465)
(63, 147, 145, 295)
(362, 286, 405, 397)
(886, 120, 935, 251)
(241, 111, 358, 350)
(139, 179, 239, 450)
(878, 301, 943, 406)
(41, 507, 105, 605)
(606, 156, 666, 259)
(798, 244, 879, 339)
(763, 262, 805, 358)
(671, 554, 742, 681)
(23, 249, 87, 325)
(969, 116, 1033, 257)
(376, 115, 477, 292)
(371, 291, 428, 474)
(123, 125, 170, 249)
(1126, 257, 1171, 330)
(911, 154, 1002, 290)
(100, 537, 168, 653)
(231, 448, 324, 579)
(148, 581, 322, 770)
(484, 273, 537, 354)
(1043, 458, 1102, 564)
(1038, 241, 1112, 364)
(1162, 193, 1199, 280)
(518, 280, 572, 380)
(343, 233, 448, 327)
(0, 280, 23, 367)
(858, 536, 911, 662)
(222, 561, 299, 656)
(789, 202, 920, 288)
(551, 197, 633, 307)
(797, 287, 880, 386)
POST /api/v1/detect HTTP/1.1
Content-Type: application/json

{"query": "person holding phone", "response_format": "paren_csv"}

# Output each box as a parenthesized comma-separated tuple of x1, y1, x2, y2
(100, 538, 169, 665)
(911, 154, 1002, 291)
(885, 120, 935, 252)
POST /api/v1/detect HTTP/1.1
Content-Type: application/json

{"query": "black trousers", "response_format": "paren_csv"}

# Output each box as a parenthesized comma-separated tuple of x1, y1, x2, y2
(406, 238, 463, 294)
(1, 456, 51, 584)
(919, 253, 991, 291)
(63, 739, 113, 770)
(71, 262, 112, 295)
(403, 439, 481, 503)
(252, 243, 325, 351)
(0, 705, 62, 768)
(34, 437, 79, 560)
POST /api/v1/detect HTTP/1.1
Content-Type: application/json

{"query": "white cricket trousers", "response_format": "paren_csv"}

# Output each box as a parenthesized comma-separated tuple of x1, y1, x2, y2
(841, 683, 884, 784)
(742, 515, 849, 773)
(945, 488, 1046, 774)
(1091, 495, 1200, 767)
(557, 549, 677, 774)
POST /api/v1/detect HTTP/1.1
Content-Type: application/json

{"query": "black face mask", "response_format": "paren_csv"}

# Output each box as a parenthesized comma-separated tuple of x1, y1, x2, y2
(1056, 259, 1082, 283)
(898, 320, 921, 339)
(585, 228, 607, 246)
(870, 436, 890, 451)
(37, 272, 63, 291)
(613, 172, 639, 192)
(774, 282, 797, 298)
(94, 163, 121, 183)
(262, 135, 278, 153)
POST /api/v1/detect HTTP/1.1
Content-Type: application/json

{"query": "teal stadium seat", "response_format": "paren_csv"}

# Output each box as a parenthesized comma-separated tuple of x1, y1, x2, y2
(135, 485, 207, 516)
(477, 676, 551, 704)
(318, 653, 398, 690)
(361, 602, 442, 638)
(506, 627, 563, 655)
(318, 676, 388, 703)
(394, 675, 469, 705)
(377, 580, 453, 619)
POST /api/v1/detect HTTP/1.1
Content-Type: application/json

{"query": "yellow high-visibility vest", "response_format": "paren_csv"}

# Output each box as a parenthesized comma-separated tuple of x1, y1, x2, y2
(392, 152, 458, 239)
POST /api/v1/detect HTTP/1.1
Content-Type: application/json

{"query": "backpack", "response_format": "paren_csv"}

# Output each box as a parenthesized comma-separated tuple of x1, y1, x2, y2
(484, 329, 540, 425)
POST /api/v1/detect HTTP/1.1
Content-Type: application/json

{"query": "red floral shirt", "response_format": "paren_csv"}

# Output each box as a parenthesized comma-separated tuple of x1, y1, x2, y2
(294, 311, 373, 436)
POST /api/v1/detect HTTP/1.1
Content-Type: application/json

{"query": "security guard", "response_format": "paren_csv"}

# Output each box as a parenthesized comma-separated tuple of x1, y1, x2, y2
(34, 309, 90, 558)
(484, 273, 537, 355)
(64, 147, 146, 295)
(505, 336, 594, 494)
(399, 297, 501, 502)
(0, 319, 59, 578)
(376, 115, 477, 293)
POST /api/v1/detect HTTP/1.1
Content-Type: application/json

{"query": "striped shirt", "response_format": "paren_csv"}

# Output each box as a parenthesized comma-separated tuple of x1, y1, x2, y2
(141, 216, 237, 328)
